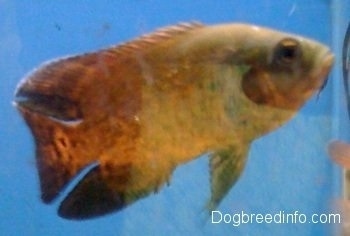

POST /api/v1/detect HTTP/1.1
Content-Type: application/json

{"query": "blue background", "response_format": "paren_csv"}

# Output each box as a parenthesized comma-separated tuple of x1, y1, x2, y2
(0, 0, 347, 235)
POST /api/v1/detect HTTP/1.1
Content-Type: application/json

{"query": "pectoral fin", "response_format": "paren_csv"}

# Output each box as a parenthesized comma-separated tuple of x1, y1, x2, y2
(208, 145, 249, 211)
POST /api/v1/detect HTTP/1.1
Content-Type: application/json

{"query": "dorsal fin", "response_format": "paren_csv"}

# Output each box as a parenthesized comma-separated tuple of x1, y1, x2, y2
(111, 22, 204, 55)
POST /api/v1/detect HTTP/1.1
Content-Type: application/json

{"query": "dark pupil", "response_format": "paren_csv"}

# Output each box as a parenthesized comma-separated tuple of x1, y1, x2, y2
(278, 40, 299, 63)
(281, 46, 296, 61)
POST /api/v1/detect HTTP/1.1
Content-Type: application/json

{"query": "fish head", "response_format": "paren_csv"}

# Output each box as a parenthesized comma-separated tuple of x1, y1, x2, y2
(236, 26, 334, 110)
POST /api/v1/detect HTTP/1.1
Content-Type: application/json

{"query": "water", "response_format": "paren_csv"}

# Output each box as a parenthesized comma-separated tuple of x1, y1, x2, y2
(0, 1, 345, 235)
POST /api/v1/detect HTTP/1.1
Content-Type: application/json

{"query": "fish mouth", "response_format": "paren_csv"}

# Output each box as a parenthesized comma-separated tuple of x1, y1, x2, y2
(322, 52, 334, 76)
(315, 51, 334, 92)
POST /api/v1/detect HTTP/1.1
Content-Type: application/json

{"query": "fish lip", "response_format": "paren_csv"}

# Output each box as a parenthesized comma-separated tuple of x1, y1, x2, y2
(317, 47, 334, 74)
(314, 51, 334, 92)
(322, 52, 334, 71)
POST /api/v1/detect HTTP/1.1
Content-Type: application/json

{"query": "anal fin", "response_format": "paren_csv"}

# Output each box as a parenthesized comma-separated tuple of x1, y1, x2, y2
(208, 145, 249, 211)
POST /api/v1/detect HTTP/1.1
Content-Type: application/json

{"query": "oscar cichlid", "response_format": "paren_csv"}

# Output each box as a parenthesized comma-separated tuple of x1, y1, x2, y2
(14, 22, 333, 219)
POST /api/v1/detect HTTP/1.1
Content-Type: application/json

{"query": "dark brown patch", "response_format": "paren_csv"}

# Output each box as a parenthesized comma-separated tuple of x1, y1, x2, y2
(58, 165, 127, 219)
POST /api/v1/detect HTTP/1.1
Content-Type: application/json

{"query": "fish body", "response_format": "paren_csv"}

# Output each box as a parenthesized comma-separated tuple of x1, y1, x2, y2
(14, 22, 333, 219)
(329, 24, 350, 169)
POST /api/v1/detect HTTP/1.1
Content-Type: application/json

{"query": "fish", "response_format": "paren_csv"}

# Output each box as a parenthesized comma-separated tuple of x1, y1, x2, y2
(327, 24, 350, 234)
(328, 141, 350, 235)
(13, 22, 334, 220)
(343, 21, 350, 119)
(327, 23, 350, 169)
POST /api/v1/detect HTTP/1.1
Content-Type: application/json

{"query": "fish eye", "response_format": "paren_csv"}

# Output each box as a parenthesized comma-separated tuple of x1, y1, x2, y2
(274, 38, 301, 65)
